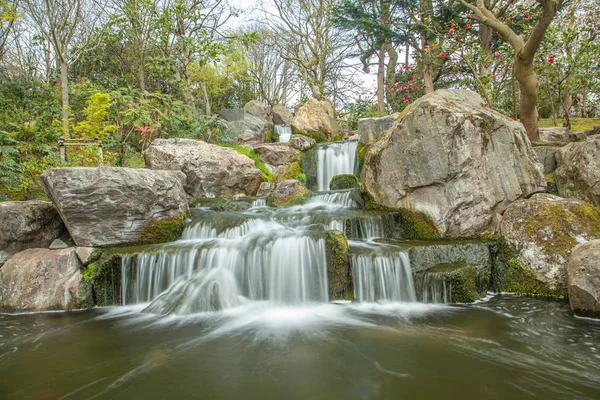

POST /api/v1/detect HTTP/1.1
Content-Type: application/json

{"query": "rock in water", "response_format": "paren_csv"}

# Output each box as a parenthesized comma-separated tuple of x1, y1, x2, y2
(362, 89, 546, 237)
(41, 167, 189, 247)
(499, 193, 600, 293)
(0, 200, 64, 256)
(270, 180, 311, 207)
(0, 248, 90, 311)
(292, 98, 340, 141)
(555, 139, 600, 209)
(567, 240, 600, 318)
(144, 138, 263, 197)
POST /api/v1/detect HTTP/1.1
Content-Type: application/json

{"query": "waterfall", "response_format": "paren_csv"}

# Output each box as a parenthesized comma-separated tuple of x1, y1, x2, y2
(308, 189, 357, 208)
(350, 252, 416, 302)
(276, 125, 292, 143)
(316, 140, 358, 191)
(121, 228, 329, 313)
(419, 271, 449, 304)
(251, 197, 268, 208)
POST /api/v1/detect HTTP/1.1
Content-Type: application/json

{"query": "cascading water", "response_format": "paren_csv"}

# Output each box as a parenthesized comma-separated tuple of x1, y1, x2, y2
(275, 125, 292, 143)
(308, 188, 358, 208)
(350, 252, 416, 302)
(316, 140, 358, 191)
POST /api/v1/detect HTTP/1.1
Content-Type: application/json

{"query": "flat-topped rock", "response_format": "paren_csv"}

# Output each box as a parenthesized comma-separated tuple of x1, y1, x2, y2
(144, 138, 263, 197)
(358, 113, 397, 146)
(41, 167, 189, 247)
(250, 143, 299, 166)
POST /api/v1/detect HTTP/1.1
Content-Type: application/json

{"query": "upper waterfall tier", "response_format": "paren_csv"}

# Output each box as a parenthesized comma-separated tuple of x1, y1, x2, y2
(275, 125, 292, 143)
(316, 140, 358, 191)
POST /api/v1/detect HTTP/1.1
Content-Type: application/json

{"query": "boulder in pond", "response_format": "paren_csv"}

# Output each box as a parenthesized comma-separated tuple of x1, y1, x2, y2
(41, 167, 189, 247)
(329, 174, 359, 190)
(0, 248, 91, 311)
(567, 240, 600, 318)
(292, 98, 340, 141)
(144, 138, 263, 197)
(0, 200, 64, 257)
(362, 89, 546, 237)
(325, 230, 352, 300)
(555, 139, 600, 209)
(269, 179, 311, 207)
(499, 193, 600, 294)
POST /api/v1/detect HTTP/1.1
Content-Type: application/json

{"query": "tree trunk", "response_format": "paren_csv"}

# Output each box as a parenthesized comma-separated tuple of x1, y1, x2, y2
(60, 59, 69, 137)
(419, 0, 434, 94)
(201, 81, 211, 115)
(137, 61, 146, 92)
(479, 24, 493, 75)
(514, 59, 539, 140)
(376, 46, 385, 112)
(385, 44, 398, 109)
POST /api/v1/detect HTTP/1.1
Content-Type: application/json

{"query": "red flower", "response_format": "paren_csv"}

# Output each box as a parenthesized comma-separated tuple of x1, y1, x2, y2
(495, 51, 501, 57)
(449, 29, 455, 35)
(451, 22, 455, 29)
(391, 88, 396, 93)
(440, 52, 446, 58)
(465, 23, 471, 29)
(548, 56, 555, 64)
(409, 75, 414, 81)
(525, 15, 532, 21)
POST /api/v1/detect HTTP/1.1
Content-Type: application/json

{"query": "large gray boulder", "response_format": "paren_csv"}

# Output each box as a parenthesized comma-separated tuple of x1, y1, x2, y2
(362, 89, 546, 237)
(272, 104, 293, 125)
(289, 134, 316, 151)
(358, 113, 398, 146)
(270, 180, 311, 207)
(244, 100, 272, 121)
(250, 143, 299, 167)
(220, 109, 272, 142)
(567, 240, 600, 318)
(533, 146, 558, 175)
(499, 193, 600, 292)
(292, 98, 340, 140)
(41, 167, 189, 247)
(0, 248, 90, 311)
(144, 138, 263, 197)
(538, 127, 570, 143)
(555, 139, 600, 209)
(0, 200, 64, 257)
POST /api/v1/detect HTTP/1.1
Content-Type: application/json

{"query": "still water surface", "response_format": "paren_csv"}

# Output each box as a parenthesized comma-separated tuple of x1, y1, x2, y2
(1, 296, 599, 400)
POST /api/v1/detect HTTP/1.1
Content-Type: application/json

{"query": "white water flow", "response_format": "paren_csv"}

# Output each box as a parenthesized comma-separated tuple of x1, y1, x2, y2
(251, 197, 267, 208)
(122, 219, 329, 314)
(308, 189, 357, 208)
(317, 140, 358, 191)
(276, 125, 292, 143)
(419, 272, 450, 304)
(350, 253, 416, 302)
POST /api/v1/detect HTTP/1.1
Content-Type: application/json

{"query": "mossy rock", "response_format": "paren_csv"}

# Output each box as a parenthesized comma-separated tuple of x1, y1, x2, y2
(268, 190, 311, 207)
(84, 250, 127, 306)
(357, 142, 367, 173)
(275, 162, 307, 185)
(292, 125, 328, 143)
(210, 201, 252, 212)
(325, 230, 353, 300)
(413, 261, 488, 303)
(137, 213, 187, 245)
(330, 174, 359, 190)
(499, 258, 567, 297)
(265, 127, 279, 143)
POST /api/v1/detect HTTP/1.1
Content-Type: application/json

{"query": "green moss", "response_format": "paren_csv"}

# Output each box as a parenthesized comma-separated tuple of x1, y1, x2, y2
(545, 171, 555, 183)
(331, 134, 342, 142)
(85, 251, 128, 306)
(325, 230, 353, 300)
(414, 261, 485, 303)
(357, 142, 367, 172)
(301, 131, 328, 143)
(138, 213, 187, 245)
(296, 172, 307, 185)
(83, 263, 97, 283)
(265, 127, 279, 143)
(269, 189, 312, 207)
(501, 258, 567, 297)
(329, 174, 359, 190)
(291, 125, 304, 136)
(220, 144, 274, 182)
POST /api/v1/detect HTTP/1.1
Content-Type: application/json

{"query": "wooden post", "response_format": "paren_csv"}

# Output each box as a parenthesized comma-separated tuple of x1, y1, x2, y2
(59, 136, 66, 163)
(98, 139, 104, 166)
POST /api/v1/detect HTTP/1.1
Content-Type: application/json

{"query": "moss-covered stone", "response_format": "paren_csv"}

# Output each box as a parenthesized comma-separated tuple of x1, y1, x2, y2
(325, 230, 353, 300)
(302, 147, 318, 190)
(413, 261, 487, 303)
(138, 213, 187, 245)
(85, 251, 127, 306)
(357, 142, 367, 173)
(275, 162, 306, 184)
(210, 201, 252, 212)
(501, 258, 567, 297)
(268, 190, 311, 207)
(265, 127, 279, 143)
(329, 174, 359, 190)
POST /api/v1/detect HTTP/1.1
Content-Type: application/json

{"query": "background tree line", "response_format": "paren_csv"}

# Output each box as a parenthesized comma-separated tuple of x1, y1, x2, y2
(1, 0, 599, 200)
